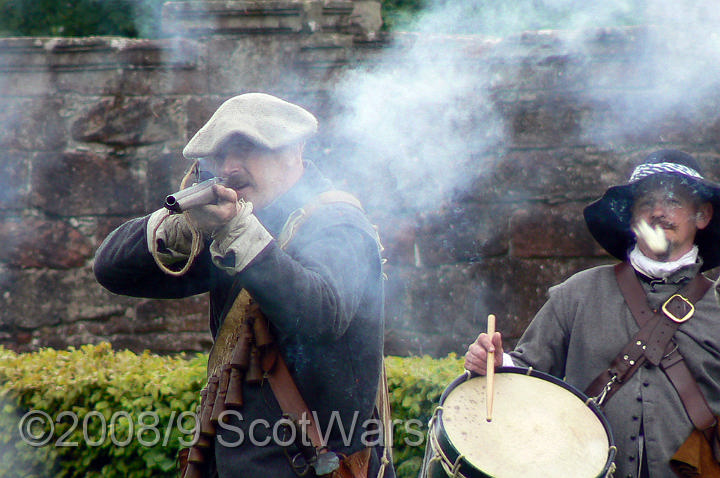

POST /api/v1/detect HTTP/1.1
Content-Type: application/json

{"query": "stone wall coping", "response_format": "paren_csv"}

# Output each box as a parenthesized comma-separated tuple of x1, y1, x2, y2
(162, 0, 357, 35)
(0, 37, 199, 71)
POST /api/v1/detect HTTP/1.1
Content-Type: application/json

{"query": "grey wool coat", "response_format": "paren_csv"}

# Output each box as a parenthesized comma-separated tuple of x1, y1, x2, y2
(510, 263, 720, 478)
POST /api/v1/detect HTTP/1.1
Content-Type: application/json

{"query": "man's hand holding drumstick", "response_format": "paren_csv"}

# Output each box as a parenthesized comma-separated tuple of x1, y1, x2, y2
(465, 316, 505, 421)
(464, 323, 505, 375)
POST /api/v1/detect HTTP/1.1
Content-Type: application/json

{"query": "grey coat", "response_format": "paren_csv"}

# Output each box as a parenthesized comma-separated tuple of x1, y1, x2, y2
(510, 263, 720, 478)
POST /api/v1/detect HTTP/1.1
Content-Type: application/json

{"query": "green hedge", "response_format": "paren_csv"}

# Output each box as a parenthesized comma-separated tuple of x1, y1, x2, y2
(0, 0, 166, 38)
(0, 343, 463, 478)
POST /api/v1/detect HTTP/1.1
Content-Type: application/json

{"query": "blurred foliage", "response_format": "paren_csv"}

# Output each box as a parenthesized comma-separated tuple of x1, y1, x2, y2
(381, 0, 424, 31)
(0, 343, 464, 478)
(0, 0, 166, 38)
(382, 0, 645, 34)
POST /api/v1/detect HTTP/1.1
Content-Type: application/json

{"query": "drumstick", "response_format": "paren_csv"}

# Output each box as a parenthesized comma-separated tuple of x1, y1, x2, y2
(486, 314, 496, 422)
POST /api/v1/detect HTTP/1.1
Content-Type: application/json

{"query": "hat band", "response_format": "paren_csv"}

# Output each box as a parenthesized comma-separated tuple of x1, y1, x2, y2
(629, 162, 704, 183)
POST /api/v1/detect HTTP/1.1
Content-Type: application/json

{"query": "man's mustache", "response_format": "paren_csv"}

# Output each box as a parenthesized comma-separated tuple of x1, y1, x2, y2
(226, 172, 252, 190)
(650, 219, 676, 231)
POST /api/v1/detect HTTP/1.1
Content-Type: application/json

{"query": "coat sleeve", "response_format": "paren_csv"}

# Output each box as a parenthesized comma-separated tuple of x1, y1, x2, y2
(238, 210, 381, 342)
(509, 282, 573, 379)
(93, 215, 213, 298)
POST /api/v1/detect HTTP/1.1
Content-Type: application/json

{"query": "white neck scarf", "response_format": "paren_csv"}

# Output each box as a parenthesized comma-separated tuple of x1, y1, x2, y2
(629, 244, 699, 279)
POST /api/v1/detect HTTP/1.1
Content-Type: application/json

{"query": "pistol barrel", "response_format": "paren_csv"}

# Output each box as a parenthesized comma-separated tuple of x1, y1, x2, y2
(164, 177, 227, 213)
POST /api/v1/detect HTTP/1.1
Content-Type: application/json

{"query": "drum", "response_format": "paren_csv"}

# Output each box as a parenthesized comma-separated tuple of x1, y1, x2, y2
(420, 367, 616, 478)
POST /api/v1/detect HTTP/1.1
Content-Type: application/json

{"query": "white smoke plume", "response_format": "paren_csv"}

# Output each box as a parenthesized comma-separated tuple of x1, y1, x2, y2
(329, 0, 720, 212)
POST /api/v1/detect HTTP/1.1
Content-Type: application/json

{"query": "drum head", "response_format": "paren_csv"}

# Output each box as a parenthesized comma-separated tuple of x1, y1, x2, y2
(438, 369, 612, 478)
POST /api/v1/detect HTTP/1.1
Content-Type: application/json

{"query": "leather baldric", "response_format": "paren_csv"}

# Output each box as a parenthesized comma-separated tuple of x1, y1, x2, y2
(181, 190, 378, 478)
(585, 262, 716, 434)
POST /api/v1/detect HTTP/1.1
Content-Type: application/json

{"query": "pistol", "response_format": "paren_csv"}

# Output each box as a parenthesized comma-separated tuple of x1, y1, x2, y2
(164, 177, 227, 213)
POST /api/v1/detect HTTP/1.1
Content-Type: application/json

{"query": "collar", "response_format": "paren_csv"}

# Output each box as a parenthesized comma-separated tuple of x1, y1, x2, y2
(254, 160, 333, 237)
(629, 244, 701, 282)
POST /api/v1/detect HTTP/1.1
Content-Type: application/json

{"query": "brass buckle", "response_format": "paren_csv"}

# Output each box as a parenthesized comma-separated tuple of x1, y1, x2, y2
(662, 294, 694, 323)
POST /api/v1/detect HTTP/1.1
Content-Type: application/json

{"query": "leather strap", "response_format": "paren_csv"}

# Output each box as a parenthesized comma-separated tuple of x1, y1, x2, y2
(258, 330, 327, 450)
(331, 448, 372, 478)
(259, 317, 371, 478)
(277, 190, 365, 249)
(585, 262, 715, 433)
(661, 348, 717, 432)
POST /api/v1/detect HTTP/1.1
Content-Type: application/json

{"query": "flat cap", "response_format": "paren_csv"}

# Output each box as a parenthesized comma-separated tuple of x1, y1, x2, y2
(183, 93, 318, 159)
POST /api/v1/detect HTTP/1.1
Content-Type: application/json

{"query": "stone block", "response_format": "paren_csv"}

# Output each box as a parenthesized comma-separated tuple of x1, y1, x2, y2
(500, 96, 589, 148)
(373, 213, 417, 267)
(51, 68, 204, 96)
(509, 203, 608, 258)
(115, 68, 207, 96)
(0, 151, 30, 210)
(383, 256, 612, 357)
(93, 216, 140, 248)
(475, 148, 633, 204)
(0, 267, 131, 329)
(414, 200, 511, 266)
(582, 92, 718, 147)
(163, 1, 307, 36)
(0, 39, 53, 96)
(147, 149, 191, 208)
(0, 98, 67, 151)
(162, 1, 362, 36)
(106, 332, 212, 354)
(0, 70, 53, 97)
(42, 37, 197, 69)
(31, 151, 146, 216)
(347, 1, 382, 39)
(20, 327, 211, 354)
(71, 97, 185, 146)
(185, 96, 224, 142)
(0, 37, 201, 96)
(487, 52, 591, 94)
(135, 296, 208, 329)
(26, 294, 209, 353)
(17, 294, 210, 353)
(292, 35, 354, 86)
(0, 38, 49, 69)
(205, 36, 306, 93)
(0, 217, 94, 269)
(698, 152, 720, 181)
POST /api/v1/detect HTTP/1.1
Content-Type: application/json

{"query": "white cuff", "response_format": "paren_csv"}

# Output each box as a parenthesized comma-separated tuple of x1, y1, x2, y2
(502, 353, 515, 367)
(146, 208, 194, 264)
(209, 204, 273, 274)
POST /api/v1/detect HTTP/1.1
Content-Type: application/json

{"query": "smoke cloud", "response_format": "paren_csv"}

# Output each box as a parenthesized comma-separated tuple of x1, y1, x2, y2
(329, 0, 720, 212)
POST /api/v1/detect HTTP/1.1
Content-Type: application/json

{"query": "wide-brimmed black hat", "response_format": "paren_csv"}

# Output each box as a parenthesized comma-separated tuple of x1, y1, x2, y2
(583, 149, 720, 271)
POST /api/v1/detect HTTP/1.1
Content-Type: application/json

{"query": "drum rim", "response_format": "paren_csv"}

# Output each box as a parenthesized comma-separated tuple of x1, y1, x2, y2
(433, 366, 616, 478)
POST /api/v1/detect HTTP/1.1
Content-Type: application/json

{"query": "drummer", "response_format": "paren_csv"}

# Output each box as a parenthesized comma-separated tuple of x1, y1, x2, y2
(465, 150, 720, 478)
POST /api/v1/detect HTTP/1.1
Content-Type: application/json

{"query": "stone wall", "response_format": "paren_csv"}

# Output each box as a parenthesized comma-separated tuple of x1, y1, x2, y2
(1, 1, 719, 357)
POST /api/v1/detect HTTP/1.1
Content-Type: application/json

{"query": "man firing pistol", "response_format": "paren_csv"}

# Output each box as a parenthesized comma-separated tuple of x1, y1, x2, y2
(94, 93, 394, 478)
